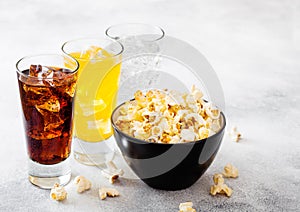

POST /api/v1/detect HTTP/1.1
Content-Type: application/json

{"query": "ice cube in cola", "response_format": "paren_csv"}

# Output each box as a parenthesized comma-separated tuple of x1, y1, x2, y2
(18, 65, 77, 165)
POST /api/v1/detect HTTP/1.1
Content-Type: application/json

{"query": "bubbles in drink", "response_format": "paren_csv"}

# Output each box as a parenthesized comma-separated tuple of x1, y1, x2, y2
(116, 37, 162, 103)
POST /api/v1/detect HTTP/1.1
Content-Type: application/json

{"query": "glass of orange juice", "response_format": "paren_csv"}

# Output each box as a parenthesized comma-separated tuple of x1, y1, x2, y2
(62, 38, 123, 165)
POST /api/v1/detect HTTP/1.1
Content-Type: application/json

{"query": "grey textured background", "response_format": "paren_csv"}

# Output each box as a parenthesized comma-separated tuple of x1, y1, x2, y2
(0, 0, 299, 211)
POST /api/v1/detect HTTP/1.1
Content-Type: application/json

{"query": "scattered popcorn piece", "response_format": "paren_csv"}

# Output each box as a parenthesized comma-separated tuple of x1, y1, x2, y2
(99, 187, 120, 200)
(213, 173, 224, 185)
(223, 163, 239, 178)
(100, 161, 124, 184)
(210, 174, 233, 197)
(74, 176, 91, 193)
(210, 183, 233, 197)
(50, 183, 67, 201)
(106, 188, 120, 197)
(229, 126, 242, 142)
(179, 202, 196, 212)
(101, 170, 119, 184)
(99, 189, 107, 200)
(115, 86, 222, 144)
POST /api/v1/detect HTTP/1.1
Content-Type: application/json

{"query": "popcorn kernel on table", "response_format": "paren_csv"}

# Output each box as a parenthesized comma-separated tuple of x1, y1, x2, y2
(179, 201, 197, 212)
(210, 173, 233, 197)
(50, 183, 67, 201)
(223, 163, 239, 178)
(210, 183, 233, 197)
(99, 187, 120, 200)
(74, 175, 91, 193)
(229, 126, 242, 142)
(213, 173, 224, 185)
(101, 169, 119, 184)
(99, 189, 107, 200)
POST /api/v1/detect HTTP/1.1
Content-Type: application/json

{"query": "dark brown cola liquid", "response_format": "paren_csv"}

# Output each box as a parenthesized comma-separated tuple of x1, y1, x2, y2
(18, 65, 77, 165)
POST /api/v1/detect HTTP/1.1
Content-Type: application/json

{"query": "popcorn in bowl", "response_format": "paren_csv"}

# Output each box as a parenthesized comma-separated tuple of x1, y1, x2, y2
(115, 86, 222, 143)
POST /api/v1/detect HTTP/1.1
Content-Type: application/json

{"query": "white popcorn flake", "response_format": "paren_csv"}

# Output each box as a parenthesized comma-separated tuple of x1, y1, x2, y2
(223, 163, 239, 178)
(151, 126, 163, 136)
(133, 129, 150, 140)
(198, 127, 209, 140)
(185, 113, 205, 126)
(179, 201, 197, 212)
(130, 121, 143, 134)
(74, 176, 92, 193)
(229, 126, 242, 142)
(99, 189, 107, 200)
(170, 135, 181, 143)
(101, 161, 124, 184)
(211, 120, 221, 133)
(50, 183, 67, 201)
(99, 187, 120, 200)
(142, 111, 161, 125)
(181, 129, 196, 142)
(158, 118, 170, 131)
(115, 86, 222, 144)
(204, 102, 220, 120)
(101, 170, 119, 184)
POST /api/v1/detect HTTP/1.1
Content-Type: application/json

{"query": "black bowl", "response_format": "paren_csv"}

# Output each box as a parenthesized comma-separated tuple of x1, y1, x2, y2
(111, 102, 226, 190)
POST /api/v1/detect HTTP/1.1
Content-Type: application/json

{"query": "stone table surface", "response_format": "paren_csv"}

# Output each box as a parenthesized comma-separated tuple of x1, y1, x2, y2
(0, 0, 299, 211)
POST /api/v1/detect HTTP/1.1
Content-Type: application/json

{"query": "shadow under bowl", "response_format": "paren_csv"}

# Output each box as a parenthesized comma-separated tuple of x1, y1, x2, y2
(111, 102, 226, 190)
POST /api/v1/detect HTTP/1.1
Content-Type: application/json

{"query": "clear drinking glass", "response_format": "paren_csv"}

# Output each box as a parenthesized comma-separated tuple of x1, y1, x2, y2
(105, 23, 165, 103)
(105, 23, 164, 57)
(62, 38, 123, 166)
(16, 54, 79, 189)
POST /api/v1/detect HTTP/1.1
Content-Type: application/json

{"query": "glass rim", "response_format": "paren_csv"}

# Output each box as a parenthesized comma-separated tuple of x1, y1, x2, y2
(61, 37, 124, 61)
(16, 53, 79, 79)
(105, 23, 165, 42)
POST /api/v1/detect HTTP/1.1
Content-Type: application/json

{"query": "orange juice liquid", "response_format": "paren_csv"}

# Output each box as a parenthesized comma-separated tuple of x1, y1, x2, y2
(71, 47, 121, 142)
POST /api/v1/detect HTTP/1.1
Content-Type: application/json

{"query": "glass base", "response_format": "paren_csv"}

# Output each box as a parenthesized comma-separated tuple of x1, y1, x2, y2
(29, 173, 71, 189)
(73, 137, 115, 166)
(28, 158, 71, 189)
